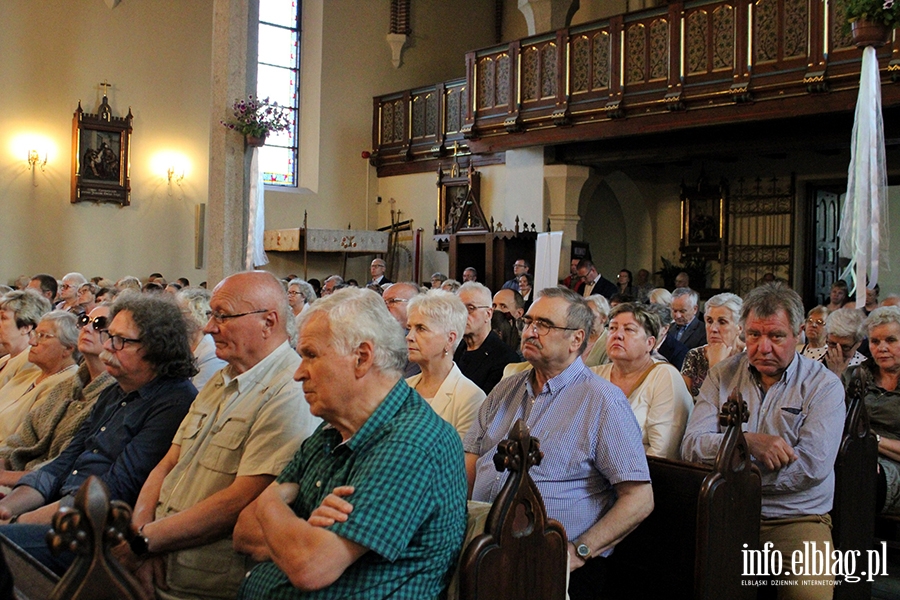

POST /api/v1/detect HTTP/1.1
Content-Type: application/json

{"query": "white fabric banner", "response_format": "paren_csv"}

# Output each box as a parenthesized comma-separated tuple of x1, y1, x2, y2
(535, 232, 563, 293)
(247, 147, 268, 268)
(839, 45, 889, 307)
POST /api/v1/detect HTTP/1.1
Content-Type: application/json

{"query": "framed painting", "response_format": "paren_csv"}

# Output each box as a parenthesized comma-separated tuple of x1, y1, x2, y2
(71, 96, 133, 205)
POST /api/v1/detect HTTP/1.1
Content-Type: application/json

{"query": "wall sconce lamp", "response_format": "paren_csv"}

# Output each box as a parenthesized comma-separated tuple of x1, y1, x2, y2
(28, 149, 48, 173)
(167, 166, 185, 185)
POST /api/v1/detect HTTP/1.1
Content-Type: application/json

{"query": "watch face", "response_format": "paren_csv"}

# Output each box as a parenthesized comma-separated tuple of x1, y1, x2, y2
(576, 544, 590, 558)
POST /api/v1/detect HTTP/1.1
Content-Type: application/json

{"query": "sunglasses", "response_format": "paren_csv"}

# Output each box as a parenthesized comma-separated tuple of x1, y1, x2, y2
(77, 314, 109, 332)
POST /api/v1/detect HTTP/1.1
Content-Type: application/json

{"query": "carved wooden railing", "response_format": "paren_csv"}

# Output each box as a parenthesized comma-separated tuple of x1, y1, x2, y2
(372, 0, 900, 175)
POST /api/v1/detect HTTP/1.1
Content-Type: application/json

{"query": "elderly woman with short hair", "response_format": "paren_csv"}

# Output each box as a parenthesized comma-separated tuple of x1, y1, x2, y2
(798, 305, 829, 360)
(0, 311, 81, 444)
(76, 282, 100, 315)
(405, 290, 486, 440)
(592, 303, 693, 459)
(822, 307, 867, 377)
(681, 293, 744, 397)
(848, 307, 900, 514)
(582, 294, 611, 367)
(0, 290, 53, 387)
(177, 288, 227, 390)
(287, 278, 317, 318)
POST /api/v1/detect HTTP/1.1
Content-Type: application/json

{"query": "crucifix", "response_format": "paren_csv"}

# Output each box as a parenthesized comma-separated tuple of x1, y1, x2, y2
(99, 80, 112, 98)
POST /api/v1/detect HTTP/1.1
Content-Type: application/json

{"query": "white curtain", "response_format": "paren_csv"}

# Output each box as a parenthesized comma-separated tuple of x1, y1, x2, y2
(839, 46, 889, 307)
(246, 147, 269, 269)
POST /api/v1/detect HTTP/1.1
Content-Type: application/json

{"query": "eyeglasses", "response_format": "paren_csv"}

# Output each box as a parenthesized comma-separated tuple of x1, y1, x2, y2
(77, 314, 109, 331)
(60, 284, 76, 290)
(806, 318, 825, 326)
(30, 331, 58, 343)
(516, 316, 579, 336)
(205, 308, 270, 324)
(826, 340, 856, 354)
(107, 334, 142, 351)
(464, 304, 490, 313)
(287, 291, 302, 297)
(385, 298, 409, 306)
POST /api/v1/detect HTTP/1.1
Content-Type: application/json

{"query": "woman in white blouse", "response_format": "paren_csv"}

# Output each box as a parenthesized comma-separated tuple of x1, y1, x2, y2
(592, 302, 692, 459)
(405, 290, 486, 440)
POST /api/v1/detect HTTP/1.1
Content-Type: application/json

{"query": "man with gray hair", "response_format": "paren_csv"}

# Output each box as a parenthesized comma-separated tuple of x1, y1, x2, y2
(454, 282, 519, 394)
(670, 287, 706, 350)
(234, 287, 467, 599)
(682, 282, 845, 595)
(647, 302, 688, 370)
(55, 272, 88, 313)
(821, 307, 868, 377)
(465, 286, 652, 600)
(121, 271, 318, 600)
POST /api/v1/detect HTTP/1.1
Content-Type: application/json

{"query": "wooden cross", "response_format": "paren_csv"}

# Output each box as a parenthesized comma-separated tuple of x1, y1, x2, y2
(99, 80, 112, 97)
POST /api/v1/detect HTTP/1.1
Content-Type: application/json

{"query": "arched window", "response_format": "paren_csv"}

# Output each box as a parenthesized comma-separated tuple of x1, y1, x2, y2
(258, 1, 300, 186)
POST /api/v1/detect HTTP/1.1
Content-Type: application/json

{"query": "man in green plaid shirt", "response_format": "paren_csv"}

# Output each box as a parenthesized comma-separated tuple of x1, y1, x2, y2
(234, 288, 468, 600)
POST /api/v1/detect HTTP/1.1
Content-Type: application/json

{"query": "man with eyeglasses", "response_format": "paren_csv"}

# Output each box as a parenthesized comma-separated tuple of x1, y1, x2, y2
(454, 282, 520, 395)
(370, 258, 392, 287)
(120, 271, 319, 600)
(501, 258, 530, 291)
(54, 272, 87, 314)
(464, 286, 653, 600)
(0, 294, 197, 575)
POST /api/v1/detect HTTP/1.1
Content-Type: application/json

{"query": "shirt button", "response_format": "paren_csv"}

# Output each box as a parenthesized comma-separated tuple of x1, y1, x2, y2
(315, 480, 322, 488)
(100, 427, 106, 432)
(121, 402, 127, 407)
(72, 470, 78, 475)
(92, 449, 98, 454)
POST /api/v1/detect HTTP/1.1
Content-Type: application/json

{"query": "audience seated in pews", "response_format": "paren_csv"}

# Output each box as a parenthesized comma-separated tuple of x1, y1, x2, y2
(405, 290, 486, 441)
(0, 312, 80, 445)
(845, 306, 900, 515)
(798, 305, 829, 360)
(646, 302, 688, 370)
(682, 282, 845, 597)
(465, 286, 653, 600)
(454, 283, 520, 395)
(670, 287, 707, 350)
(0, 291, 52, 388)
(119, 271, 319, 600)
(648, 287, 672, 306)
(76, 282, 100, 315)
(233, 287, 467, 600)
(462, 267, 477, 282)
(0, 306, 115, 488)
(27, 275, 57, 304)
(0, 294, 197, 575)
(825, 279, 849, 312)
(592, 303, 692, 460)
(441, 278, 461, 293)
(581, 294, 610, 367)
(680, 292, 744, 397)
(382, 282, 423, 378)
(287, 278, 316, 320)
(821, 307, 868, 378)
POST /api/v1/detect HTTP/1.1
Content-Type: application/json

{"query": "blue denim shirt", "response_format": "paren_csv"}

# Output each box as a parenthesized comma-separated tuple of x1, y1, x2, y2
(17, 376, 196, 506)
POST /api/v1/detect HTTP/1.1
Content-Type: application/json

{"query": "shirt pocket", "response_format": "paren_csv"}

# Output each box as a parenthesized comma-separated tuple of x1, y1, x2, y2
(775, 405, 807, 446)
(180, 410, 207, 442)
(198, 417, 250, 474)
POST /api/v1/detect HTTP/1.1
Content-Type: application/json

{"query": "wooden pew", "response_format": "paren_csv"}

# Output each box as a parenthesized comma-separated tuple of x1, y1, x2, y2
(832, 375, 878, 600)
(0, 534, 58, 600)
(606, 393, 763, 600)
(456, 419, 569, 600)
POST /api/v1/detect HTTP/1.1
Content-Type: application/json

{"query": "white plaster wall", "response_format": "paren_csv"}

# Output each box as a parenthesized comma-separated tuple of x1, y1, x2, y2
(0, 1, 213, 285)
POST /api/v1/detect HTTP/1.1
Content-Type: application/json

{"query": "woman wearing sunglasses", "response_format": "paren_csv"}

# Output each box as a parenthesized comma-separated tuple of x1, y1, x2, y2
(0, 306, 116, 489)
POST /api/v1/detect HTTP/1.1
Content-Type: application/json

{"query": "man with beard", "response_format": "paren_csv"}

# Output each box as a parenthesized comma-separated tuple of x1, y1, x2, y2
(491, 288, 525, 358)
(0, 294, 197, 574)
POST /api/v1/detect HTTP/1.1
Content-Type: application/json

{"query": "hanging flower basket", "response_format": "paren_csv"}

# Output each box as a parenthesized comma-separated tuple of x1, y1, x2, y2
(851, 18, 892, 47)
(245, 133, 267, 148)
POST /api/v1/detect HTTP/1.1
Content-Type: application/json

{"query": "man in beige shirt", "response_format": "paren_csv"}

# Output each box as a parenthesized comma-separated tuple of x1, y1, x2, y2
(121, 271, 319, 600)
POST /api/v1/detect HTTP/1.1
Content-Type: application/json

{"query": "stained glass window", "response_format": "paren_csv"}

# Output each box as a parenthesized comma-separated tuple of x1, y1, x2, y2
(258, 1, 299, 186)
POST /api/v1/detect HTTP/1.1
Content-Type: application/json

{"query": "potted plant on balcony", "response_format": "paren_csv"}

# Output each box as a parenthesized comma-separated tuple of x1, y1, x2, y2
(845, 0, 899, 47)
(221, 95, 291, 147)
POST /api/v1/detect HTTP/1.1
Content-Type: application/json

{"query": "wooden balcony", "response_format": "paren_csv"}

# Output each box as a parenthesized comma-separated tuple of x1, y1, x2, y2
(372, 0, 900, 176)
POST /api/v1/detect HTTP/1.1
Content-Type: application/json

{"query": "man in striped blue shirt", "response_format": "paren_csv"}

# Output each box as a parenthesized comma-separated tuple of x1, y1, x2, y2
(464, 286, 653, 600)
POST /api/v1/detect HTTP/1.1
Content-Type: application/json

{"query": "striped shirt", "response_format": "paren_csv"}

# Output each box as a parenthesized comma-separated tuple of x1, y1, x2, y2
(464, 358, 650, 548)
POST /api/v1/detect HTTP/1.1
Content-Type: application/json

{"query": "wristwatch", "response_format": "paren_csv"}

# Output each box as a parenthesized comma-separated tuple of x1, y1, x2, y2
(575, 542, 592, 560)
(129, 525, 151, 557)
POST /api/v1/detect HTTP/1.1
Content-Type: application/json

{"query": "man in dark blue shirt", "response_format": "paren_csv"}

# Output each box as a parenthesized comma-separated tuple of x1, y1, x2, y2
(0, 294, 197, 574)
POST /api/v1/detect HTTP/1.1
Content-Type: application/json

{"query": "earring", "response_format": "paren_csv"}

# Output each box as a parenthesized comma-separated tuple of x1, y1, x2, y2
(443, 348, 449, 356)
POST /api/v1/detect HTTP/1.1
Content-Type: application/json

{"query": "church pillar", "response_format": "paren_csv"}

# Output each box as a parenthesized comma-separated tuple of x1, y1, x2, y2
(517, 0, 579, 35)
(206, 0, 258, 287)
(544, 164, 590, 278)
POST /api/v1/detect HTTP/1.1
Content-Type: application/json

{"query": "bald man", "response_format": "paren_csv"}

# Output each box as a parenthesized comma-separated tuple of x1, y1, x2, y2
(120, 271, 320, 600)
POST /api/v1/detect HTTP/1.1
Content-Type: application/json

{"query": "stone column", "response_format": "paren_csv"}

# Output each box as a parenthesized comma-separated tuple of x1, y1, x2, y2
(544, 164, 590, 278)
(206, 0, 258, 287)
(517, 0, 579, 35)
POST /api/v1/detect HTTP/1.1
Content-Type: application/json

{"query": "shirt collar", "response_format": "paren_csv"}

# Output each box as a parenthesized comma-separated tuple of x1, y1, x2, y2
(220, 340, 294, 394)
(531, 356, 588, 396)
(745, 350, 800, 386)
(343, 377, 409, 453)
